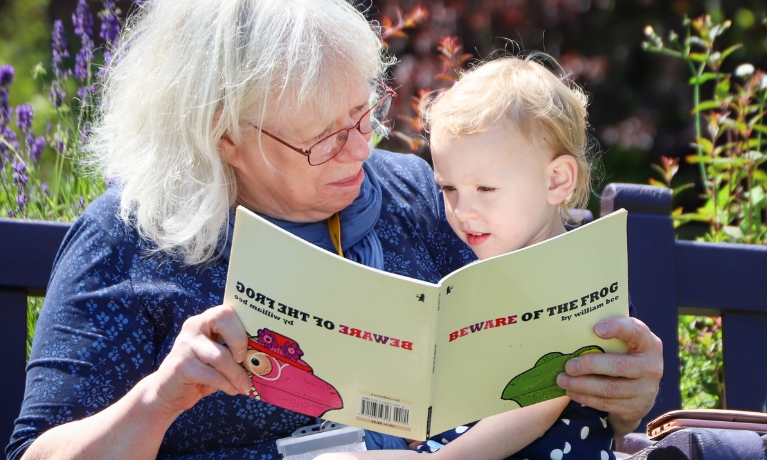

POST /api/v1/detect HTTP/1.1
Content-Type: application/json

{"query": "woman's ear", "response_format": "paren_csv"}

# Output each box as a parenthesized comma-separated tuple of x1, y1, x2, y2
(218, 130, 243, 170)
(546, 154, 578, 206)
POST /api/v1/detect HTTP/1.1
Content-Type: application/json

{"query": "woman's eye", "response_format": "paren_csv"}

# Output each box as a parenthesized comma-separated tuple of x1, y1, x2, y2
(477, 186, 496, 192)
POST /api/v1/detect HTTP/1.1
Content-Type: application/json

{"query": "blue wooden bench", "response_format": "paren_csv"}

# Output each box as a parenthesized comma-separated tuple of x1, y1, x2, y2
(2, 183, 766, 449)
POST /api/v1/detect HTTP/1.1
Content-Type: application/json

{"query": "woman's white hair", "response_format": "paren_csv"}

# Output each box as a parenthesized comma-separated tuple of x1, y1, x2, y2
(87, 0, 386, 265)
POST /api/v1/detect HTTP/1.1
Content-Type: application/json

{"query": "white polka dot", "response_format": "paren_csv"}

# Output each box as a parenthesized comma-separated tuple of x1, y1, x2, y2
(601, 450, 609, 460)
(441, 438, 449, 444)
(600, 417, 608, 428)
(455, 425, 469, 434)
(563, 442, 571, 454)
(550, 449, 564, 460)
(561, 418, 570, 425)
(581, 426, 590, 439)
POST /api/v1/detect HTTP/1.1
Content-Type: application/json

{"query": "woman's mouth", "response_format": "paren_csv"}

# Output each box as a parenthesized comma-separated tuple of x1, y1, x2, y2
(329, 169, 364, 187)
(465, 232, 490, 246)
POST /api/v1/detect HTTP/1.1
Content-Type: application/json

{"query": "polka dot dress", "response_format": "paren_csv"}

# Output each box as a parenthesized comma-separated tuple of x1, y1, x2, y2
(413, 401, 616, 459)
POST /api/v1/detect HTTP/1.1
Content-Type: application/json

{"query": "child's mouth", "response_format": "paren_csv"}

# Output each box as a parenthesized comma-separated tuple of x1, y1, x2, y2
(466, 232, 490, 246)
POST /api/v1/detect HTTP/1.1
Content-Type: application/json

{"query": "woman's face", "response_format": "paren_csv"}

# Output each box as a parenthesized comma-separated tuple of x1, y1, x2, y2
(220, 86, 373, 222)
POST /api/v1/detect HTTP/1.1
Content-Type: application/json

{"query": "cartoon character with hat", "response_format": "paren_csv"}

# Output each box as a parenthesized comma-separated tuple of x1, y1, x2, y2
(242, 328, 343, 417)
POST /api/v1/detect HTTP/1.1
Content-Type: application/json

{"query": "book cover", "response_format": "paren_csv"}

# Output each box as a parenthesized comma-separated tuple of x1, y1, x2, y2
(224, 207, 629, 440)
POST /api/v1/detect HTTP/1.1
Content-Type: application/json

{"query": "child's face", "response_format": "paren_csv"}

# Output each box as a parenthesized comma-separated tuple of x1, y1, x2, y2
(432, 126, 564, 260)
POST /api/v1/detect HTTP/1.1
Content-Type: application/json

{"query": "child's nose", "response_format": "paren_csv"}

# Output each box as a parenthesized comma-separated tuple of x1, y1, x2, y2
(453, 197, 476, 222)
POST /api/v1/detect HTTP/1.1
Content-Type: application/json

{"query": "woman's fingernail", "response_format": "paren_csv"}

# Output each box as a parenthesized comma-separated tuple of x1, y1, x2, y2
(236, 350, 246, 363)
(565, 358, 579, 373)
(557, 373, 571, 388)
(595, 322, 610, 337)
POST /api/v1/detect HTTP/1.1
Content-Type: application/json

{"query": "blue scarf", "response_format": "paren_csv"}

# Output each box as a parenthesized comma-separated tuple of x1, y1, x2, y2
(229, 162, 384, 270)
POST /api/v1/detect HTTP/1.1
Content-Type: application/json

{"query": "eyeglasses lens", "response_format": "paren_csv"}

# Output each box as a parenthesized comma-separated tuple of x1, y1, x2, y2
(308, 89, 392, 166)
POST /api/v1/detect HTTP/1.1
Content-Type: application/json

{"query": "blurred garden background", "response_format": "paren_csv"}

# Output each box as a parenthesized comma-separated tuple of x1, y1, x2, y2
(2, 0, 766, 410)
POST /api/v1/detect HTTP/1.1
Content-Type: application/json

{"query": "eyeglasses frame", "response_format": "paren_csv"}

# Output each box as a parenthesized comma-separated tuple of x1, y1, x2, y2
(251, 82, 396, 166)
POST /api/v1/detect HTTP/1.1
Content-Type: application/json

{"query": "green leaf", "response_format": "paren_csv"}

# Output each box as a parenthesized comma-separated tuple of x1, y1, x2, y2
(689, 72, 724, 85)
(673, 183, 695, 196)
(723, 225, 744, 240)
(715, 78, 731, 101)
(694, 137, 714, 155)
(720, 44, 743, 62)
(688, 52, 709, 62)
(686, 154, 711, 164)
(692, 100, 721, 114)
(750, 186, 766, 207)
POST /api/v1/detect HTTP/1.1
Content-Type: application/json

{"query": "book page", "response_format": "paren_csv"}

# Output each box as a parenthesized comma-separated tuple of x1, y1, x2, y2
(429, 210, 630, 434)
(224, 207, 439, 439)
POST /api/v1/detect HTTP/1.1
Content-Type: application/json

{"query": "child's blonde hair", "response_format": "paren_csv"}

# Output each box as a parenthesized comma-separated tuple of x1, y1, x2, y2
(422, 53, 594, 217)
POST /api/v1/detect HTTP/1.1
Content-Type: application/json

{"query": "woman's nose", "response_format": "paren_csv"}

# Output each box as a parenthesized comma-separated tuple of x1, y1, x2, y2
(334, 127, 370, 163)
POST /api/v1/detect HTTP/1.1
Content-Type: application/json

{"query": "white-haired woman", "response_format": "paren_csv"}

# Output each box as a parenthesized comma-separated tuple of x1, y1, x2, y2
(8, 1, 662, 459)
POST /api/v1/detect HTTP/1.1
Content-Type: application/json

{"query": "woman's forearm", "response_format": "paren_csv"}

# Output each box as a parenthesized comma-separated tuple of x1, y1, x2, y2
(21, 374, 182, 460)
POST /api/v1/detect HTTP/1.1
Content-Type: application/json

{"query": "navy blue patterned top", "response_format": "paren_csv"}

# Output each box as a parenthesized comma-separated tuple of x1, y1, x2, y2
(8, 150, 614, 460)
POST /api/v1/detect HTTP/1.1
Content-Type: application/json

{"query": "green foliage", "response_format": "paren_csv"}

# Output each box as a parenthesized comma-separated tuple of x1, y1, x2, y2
(678, 315, 724, 409)
(644, 16, 767, 244)
(26, 297, 44, 361)
(645, 14, 767, 409)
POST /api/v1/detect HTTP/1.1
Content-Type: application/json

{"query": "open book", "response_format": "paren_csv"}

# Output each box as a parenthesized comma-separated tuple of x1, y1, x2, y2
(224, 207, 629, 440)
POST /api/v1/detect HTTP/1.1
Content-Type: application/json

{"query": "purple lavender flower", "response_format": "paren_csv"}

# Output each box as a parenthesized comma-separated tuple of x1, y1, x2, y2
(100, 1, 121, 44)
(280, 341, 304, 361)
(0, 64, 14, 127)
(41, 182, 49, 196)
(0, 64, 13, 87)
(16, 193, 28, 210)
(257, 329, 279, 351)
(75, 47, 93, 84)
(15, 104, 33, 132)
(51, 20, 71, 80)
(78, 122, 92, 144)
(49, 81, 66, 108)
(73, 0, 94, 38)
(12, 161, 29, 187)
(51, 130, 66, 154)
(73, 0, 94, 85)
(30, 135, 46, 163)
(1, 126, 19, 160)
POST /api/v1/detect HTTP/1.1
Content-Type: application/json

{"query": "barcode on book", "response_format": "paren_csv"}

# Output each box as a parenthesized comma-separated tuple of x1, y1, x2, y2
(356, 393, 412, 431)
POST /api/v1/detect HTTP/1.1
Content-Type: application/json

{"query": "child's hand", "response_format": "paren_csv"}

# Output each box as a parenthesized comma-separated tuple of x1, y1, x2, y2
(555, 316, 663, 437)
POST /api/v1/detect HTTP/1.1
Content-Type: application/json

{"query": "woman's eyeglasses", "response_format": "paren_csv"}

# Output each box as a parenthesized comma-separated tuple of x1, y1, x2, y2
(251, 82, 396, 166)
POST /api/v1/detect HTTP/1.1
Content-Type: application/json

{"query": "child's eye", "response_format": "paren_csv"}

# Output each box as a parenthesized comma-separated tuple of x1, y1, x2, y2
(477, 186, 496, 192)
(439, 185, 456, 192)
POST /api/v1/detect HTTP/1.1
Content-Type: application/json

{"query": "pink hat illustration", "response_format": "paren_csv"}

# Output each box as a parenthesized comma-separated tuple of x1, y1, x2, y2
(243, 328, 343, 417)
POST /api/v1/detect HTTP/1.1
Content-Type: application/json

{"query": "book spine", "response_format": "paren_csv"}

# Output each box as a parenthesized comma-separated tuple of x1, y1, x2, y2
(423, 290, 441, 436)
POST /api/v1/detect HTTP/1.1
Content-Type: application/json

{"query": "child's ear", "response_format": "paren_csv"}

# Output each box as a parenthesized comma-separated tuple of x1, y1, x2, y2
(546, 154, 578, 206)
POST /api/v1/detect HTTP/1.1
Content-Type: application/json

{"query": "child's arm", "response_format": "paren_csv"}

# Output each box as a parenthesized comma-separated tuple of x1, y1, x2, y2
(427, 396, 569, 460)
(315, 396, 569, 460)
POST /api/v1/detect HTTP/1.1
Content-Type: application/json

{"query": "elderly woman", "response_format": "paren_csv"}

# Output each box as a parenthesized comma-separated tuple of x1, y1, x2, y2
(7, 1, 662, 459)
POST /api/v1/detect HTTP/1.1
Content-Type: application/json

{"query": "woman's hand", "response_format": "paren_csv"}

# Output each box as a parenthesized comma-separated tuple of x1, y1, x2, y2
(22, 305, 252, 460)
(556, 316, 663, 437)
(149, 304, 252, 416)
